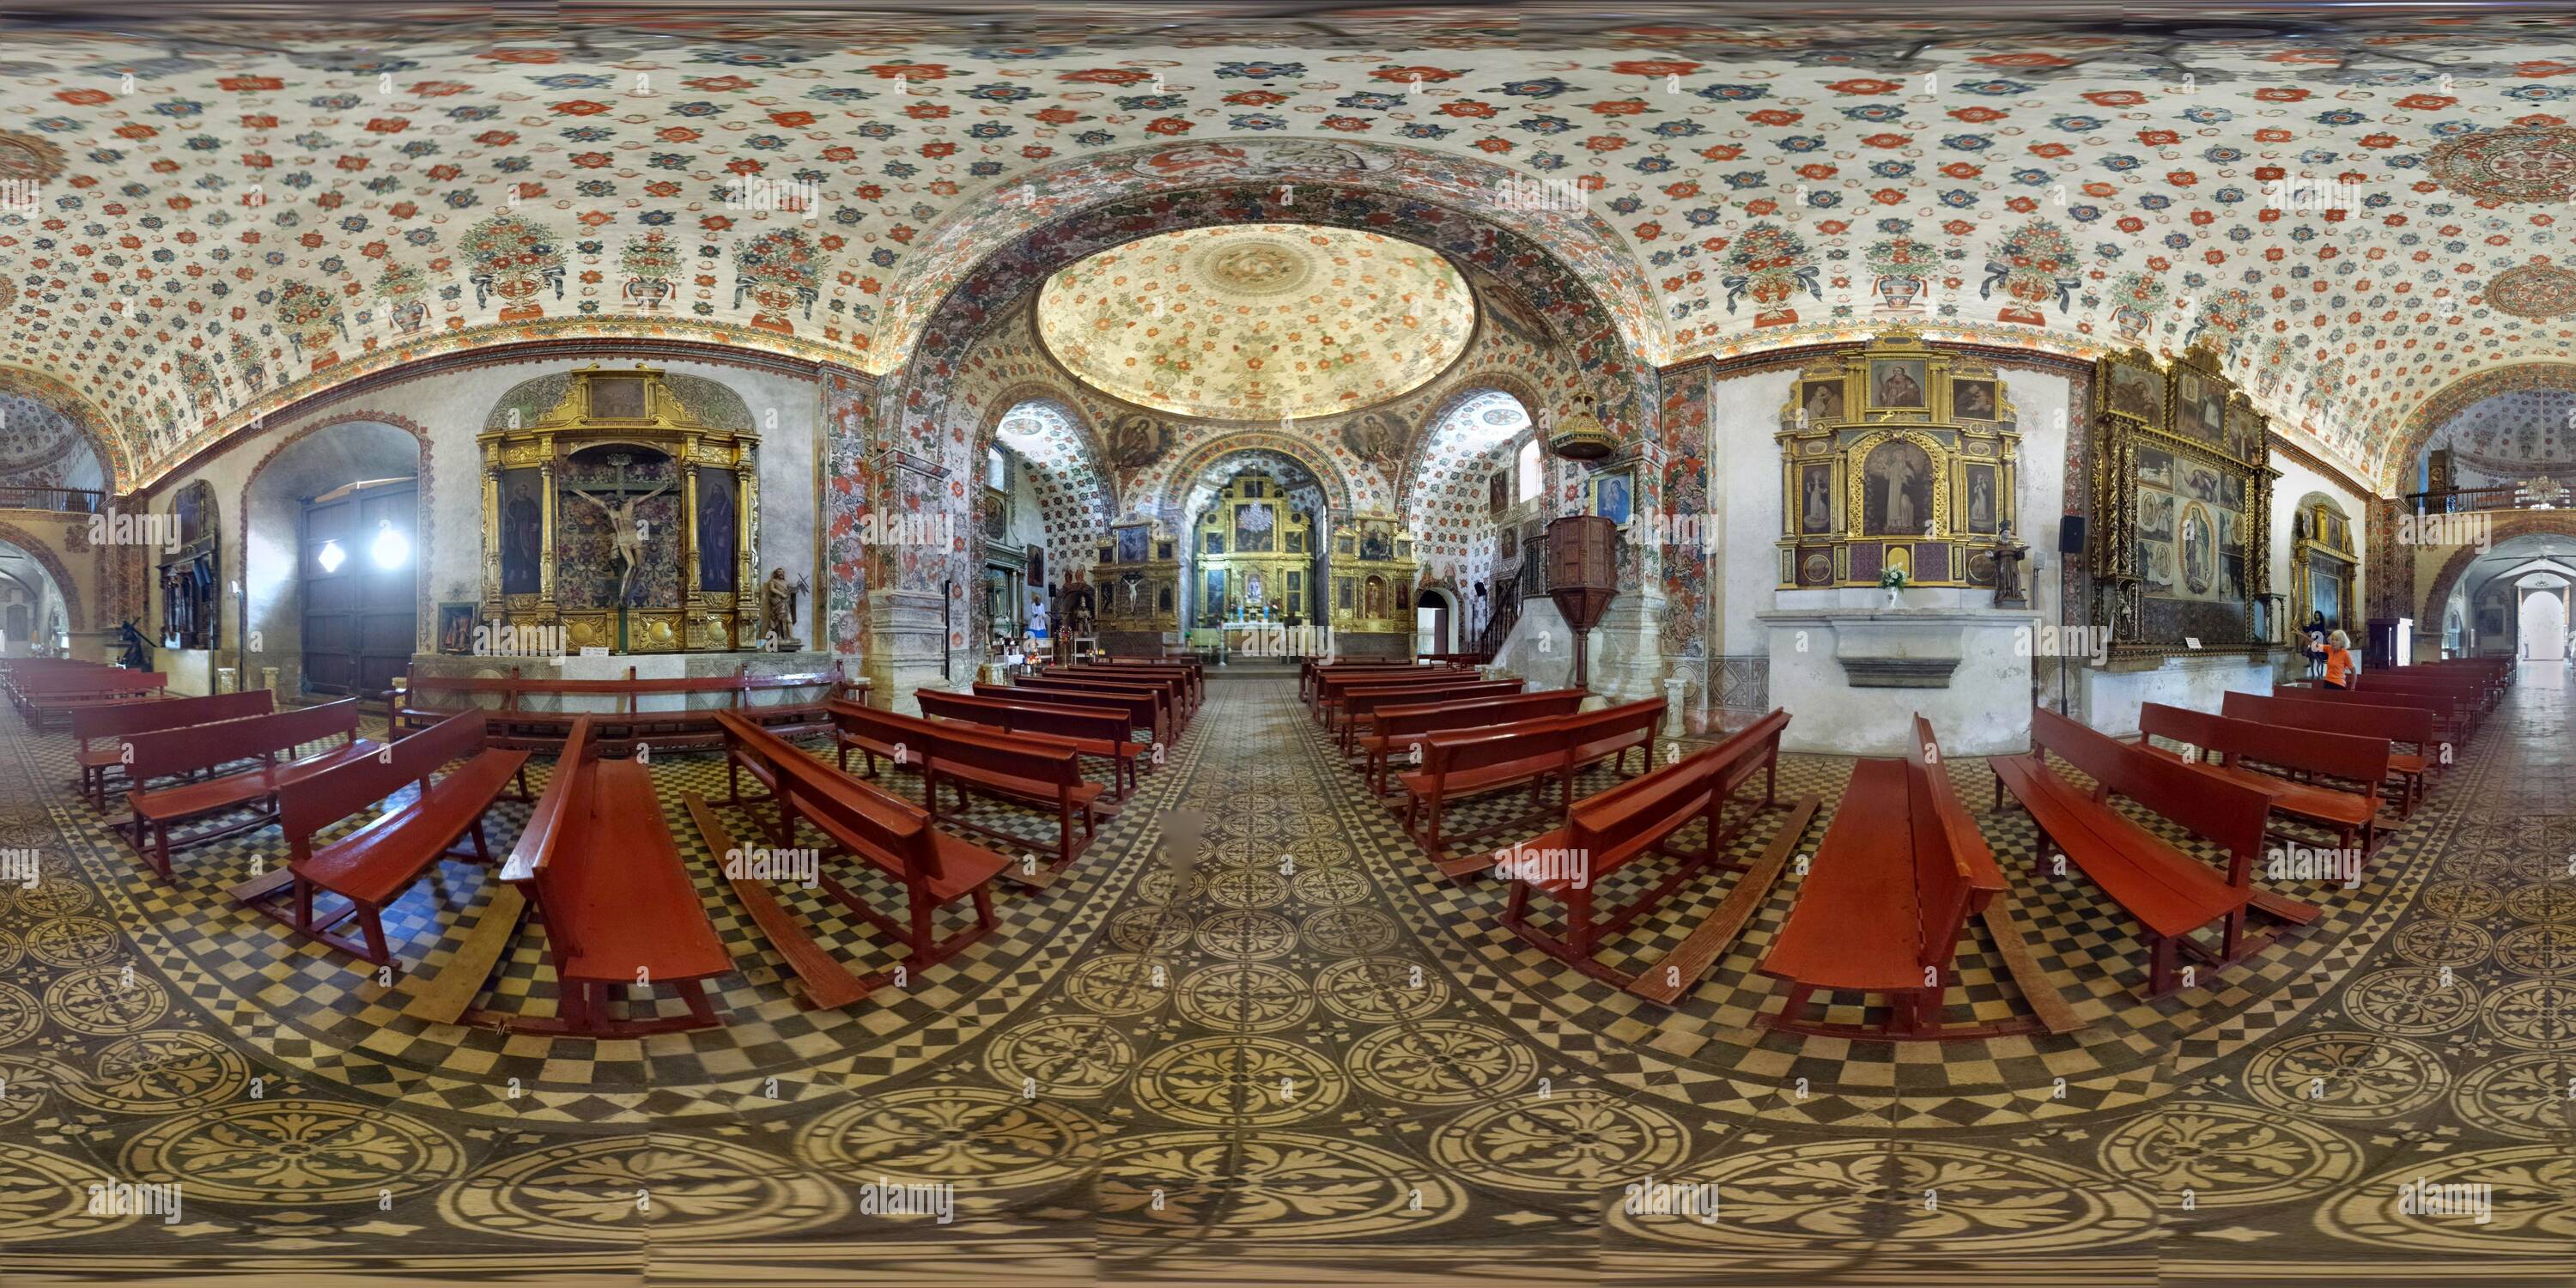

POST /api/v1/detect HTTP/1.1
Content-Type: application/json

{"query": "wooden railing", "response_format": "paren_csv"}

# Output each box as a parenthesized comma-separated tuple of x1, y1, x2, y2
(1475, 559, 1526, 659)
(0, 486, 106, 514)
(2406, 483, 2570, 515)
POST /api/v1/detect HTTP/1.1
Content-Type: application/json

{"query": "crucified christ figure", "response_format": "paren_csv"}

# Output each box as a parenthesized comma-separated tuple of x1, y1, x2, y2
(566, 463, 671, 607)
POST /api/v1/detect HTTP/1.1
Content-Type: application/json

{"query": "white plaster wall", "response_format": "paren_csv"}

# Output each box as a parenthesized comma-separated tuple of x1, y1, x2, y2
(140, 355, 825, 687)
(1711, 366, 1794, 657)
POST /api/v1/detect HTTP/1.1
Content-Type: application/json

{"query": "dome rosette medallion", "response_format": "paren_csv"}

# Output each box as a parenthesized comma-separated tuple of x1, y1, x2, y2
(2427, 127, 2576, 203)
(1036, 223, 1475, 422)
(2484, 263, 2576, 319)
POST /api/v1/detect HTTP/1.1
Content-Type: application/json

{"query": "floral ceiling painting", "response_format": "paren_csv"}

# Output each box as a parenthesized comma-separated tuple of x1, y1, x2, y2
(1033, 223, 1474, 423)
(6, 13, 2576, 486)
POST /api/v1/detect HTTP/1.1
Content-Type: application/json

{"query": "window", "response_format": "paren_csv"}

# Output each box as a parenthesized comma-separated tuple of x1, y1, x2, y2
(1516, 440, 1542, 503)
(986, 447, 1009, 490)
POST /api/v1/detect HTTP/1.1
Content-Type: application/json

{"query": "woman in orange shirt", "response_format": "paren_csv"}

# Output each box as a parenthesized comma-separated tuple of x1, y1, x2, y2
(2322, 629, 2355, 690)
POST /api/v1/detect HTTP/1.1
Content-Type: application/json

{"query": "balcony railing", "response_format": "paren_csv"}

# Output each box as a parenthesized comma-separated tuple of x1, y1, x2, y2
(2406, 484, 2570, 515)
(0, 486, 106, 514)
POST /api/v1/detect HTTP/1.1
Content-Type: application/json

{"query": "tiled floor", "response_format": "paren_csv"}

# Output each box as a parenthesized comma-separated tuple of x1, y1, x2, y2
(0, 667, 2571, 1284)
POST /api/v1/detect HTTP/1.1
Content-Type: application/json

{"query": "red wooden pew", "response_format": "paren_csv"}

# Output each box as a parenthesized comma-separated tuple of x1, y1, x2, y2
(2138, 702, 2393, 862)
(1400, 697, 1665, 877)
(71, 689, 274, 811)
(1762, 715, 2023, 1039)
(915, 688, 1147, 799)
(237, 710, 530, 966)
(1358, 690, 1590, 797)
(1990, 708, 2271, 998)
(2222, 691, 2439, 816)
(497, 715, 732, 1036)
(713, 710, 1012, 1001)
(121, 698, 380, 878)
(1328, 677, 1525, 754)
(977, 680, 1163, 747)
(827, 699, 1107, 886)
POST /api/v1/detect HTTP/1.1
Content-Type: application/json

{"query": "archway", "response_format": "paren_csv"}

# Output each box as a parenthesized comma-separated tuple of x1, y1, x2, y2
(1417, 586, 1459, 657)
(0, 538, 67, 655)
(1175, 447, 1334, 634)
(2517, 575, 2567, 663)
(239, 420, 426, 696)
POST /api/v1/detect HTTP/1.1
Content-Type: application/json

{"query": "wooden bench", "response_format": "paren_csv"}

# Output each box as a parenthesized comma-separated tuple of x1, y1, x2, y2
(389, 662, 863, 756)
(234, 710, 531, 967)
(17, 671, 168, 729)
(122, 697, 381, 879)
(1313, 666, 1477, 725)
(1328, 677, 1525, 754)
(1358, 690, 1590, 797)
(2301, 673, 2484, 738)
(2275, 683, 2472, 754)
(2223, 691, 2438, 817)
(708, 710, 1014, 1005)
(1066, 660, 1202, 714)
(1025, 670, 1185, 732)
(915, 688, 1146, 799)
(72, 689, 274, 811)
(2137, 702, 2392, 862)
(826, 699, 1106, 886)
(491, 714, 732, 1036)
(1990, 707, 2271, 998)
(980, 680, 1165, 747)
(1498, 708, 1820, 998)
(1400, 697, 1665, 878)
(1012, 673, 1180, 740)
(1301, 659, 1425, 702)
(1762, 715, 2070, 1039)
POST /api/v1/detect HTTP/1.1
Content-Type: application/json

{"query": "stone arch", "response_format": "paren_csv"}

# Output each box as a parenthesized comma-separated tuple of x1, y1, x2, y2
(0, 366, 128, 495)
(0, 519, 84, 632)
(234, 411, 435, 656)
(2382, 362, 2576, 493)
(882, 180, 1660, 484)
(2420, 511, 2576, 626)
(1154, 432, 1355, 531)
(882, 138, 1661, 381)
(979, 391, 1116, 592)
(1397, 372, 1552, 510)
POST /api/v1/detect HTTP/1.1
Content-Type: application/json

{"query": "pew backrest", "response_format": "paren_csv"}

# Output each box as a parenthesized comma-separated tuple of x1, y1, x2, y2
(73, 688, 270, 746)
(123, 696, 362, 785)
(499, 715, 596, 966)
(716, 709, 944, 883)
(2031, 707, 2269, 878)
(278, 710, 485, 858)
(1905, 714, 2003, 969)
(2140, 702, 2390, 787)
(2222, 691, 2434, 751)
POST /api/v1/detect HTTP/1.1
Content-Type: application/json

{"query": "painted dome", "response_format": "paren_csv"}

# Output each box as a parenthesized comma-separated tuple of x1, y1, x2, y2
(1036, 223, 1473, 422)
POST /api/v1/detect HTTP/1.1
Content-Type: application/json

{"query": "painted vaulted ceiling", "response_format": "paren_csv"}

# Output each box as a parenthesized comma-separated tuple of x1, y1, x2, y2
(6, 8, 2576, 489)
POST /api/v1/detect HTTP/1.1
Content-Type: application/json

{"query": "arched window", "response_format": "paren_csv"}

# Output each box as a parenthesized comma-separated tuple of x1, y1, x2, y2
(986, 446, 1009, 490)
(1517, 439, 1542, 503)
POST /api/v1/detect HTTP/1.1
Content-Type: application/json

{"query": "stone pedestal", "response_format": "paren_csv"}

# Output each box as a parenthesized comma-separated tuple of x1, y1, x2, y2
(868, 587, 949, 715)
(2079, 651, 2275, 738)
(1489, 589, 1669, 705)
(1760, 587, 2039, 756)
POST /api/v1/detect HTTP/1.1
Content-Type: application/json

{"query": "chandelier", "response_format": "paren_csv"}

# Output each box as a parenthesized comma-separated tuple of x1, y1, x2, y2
(1545, 391, 1619, 461)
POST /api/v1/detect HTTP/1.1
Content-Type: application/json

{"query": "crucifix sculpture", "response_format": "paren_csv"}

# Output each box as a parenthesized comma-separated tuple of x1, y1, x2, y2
(564, 453, 671, 606)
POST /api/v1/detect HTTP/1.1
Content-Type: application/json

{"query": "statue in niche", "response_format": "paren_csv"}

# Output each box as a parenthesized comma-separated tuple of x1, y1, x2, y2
(565, 454, 671, 606)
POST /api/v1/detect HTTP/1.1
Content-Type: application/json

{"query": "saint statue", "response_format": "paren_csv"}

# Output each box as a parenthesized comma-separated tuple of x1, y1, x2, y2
(759, 566, 807, 648)
(1993, 521, 2028, 607)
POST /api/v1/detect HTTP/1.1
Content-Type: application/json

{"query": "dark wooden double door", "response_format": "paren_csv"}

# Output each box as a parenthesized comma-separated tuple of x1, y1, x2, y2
(301, 483, 417, 697)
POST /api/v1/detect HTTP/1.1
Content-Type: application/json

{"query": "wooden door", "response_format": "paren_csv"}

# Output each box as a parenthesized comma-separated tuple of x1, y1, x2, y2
(301, 483, 417, 696)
